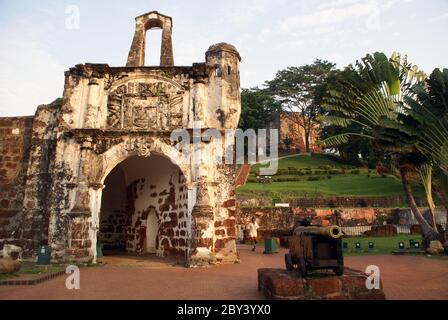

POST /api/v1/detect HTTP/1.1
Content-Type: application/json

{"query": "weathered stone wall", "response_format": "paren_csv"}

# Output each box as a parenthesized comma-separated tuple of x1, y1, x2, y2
(0, 116, 33, 248)
(275, 112, 321, 152)
(288, 196, 426, 208)
(237, 206, 447, 241)
(0, 12, 242, 266)
(99, 165, 126, 250)
(20, 104, 61, 254)
(118, 155, 189, 258)
(239, 195, 426, 208)
(211, 165, 238, 263)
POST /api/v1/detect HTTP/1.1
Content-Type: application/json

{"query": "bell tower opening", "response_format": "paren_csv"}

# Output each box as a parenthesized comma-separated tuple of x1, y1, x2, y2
(126, 11, 174, 67)
(145, 28, 163, 66)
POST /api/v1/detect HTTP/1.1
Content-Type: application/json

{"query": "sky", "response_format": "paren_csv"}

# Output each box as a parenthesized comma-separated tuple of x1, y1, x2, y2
(0, 0, 447, 116)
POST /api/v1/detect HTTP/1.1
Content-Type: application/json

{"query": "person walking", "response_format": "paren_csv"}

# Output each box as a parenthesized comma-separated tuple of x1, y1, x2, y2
(247, 217, 259, 251)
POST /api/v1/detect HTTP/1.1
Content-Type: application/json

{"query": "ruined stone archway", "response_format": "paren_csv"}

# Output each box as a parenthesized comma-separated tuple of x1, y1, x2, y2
(1, 12, 242, 266)
(98, 154, 190, 259)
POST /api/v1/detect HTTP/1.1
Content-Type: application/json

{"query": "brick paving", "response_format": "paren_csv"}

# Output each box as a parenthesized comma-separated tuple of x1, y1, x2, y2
(0, 245, 447, 300)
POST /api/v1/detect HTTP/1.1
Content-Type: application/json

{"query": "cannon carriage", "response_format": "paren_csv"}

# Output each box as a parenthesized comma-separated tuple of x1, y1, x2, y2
(285, 225, 344, 276)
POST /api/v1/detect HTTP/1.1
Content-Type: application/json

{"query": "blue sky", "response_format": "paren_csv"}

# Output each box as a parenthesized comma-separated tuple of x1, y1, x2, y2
(0, 0, 447, 116)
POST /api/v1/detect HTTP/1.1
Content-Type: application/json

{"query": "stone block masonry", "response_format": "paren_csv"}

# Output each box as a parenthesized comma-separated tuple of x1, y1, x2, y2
(258, 268, 386, 300)
(0, 11, 241, 267)
(0, 117, 33, 247)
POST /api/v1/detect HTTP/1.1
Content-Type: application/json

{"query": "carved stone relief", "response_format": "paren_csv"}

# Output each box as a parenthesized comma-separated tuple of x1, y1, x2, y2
(106, 80, 184, 130)
(123, 137, 154, 157)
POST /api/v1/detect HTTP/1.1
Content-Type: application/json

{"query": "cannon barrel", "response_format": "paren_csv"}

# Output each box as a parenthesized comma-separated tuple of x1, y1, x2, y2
(293, 225, 342, 239)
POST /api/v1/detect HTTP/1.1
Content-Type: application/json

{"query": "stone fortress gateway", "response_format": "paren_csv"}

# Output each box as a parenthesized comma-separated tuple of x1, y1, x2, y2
(0, 11, 241, 266)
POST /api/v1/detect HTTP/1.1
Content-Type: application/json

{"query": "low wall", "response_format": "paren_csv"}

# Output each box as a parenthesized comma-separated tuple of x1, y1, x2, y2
(237, 206, 447, 241)
(238, 196, 426, 208)
(289, 196, 426, 208)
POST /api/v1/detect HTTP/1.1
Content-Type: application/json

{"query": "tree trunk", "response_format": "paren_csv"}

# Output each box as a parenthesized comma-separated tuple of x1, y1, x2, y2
(419, 164, 437, 228)
(441, 165, 448, 177)
(400, 166, 439, 248)
(435, 186, 448, 251)
(304, 129, 310, 153)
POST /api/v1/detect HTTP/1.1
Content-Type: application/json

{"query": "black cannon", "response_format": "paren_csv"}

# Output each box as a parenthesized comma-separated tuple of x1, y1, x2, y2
(284, 225, 344, 276)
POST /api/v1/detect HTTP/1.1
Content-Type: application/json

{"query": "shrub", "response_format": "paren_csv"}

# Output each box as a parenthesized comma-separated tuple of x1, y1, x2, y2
(319, 153, 362, 166)
(282, 137, 293, 150)
(314, 170, 322, 175)
(326, 175, 332, 179)
(273, 176, 302, 182)
(247, 177, 258, 183)
(277, 168, 289, 175)
(272, 196, 282, 206)
(350, 169, 361, 174)
(328, 170, 342, 175)
(357, 199, 368, 207)
(307, 176, 321, 181)
(288, 167, 298, 175)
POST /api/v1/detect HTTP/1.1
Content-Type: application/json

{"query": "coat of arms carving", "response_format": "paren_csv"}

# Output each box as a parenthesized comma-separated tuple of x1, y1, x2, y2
(106, 80, 183, 130)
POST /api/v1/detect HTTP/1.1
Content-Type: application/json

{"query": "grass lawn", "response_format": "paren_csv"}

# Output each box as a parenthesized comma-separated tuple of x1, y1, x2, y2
(256, 153, 353, 170)
(238, 175, 408, 197)
(0, 262, 65, 280)
(237, 153, 425, 201)
(343, 235, 423, 256)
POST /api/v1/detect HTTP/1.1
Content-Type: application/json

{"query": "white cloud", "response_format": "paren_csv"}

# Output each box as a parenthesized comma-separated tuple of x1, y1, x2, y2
(317, 0, 360, 10)
(222, 0, 283, 26)
(429, 12, 448, 22)
(257, 28, 274, 42)
(0, 39, 65, 117)
(280, 1, 379, 31)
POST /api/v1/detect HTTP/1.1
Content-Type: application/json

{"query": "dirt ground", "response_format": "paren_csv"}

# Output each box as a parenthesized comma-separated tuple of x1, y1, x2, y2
(0, 245, 447, 300)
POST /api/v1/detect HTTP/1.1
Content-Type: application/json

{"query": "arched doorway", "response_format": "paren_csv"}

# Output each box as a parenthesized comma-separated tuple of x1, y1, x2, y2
(98, 153, 189, 258)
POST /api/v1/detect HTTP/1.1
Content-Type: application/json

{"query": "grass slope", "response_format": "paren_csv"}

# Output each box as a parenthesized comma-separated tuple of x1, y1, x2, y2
(237, 154, 425, 201)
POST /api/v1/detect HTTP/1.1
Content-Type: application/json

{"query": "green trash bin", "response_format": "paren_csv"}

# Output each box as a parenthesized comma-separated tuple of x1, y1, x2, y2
(264, 237, 278, 254)
(96, 242, 103, 259)
(36, 245, 51, 265)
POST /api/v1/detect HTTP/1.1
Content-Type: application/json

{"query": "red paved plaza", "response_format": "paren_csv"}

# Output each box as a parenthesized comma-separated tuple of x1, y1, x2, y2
(1, 245, 447, 300)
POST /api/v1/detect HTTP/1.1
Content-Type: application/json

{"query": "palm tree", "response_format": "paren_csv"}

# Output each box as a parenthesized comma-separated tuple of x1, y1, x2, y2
(320, 52, 443, 247)
(405, 68, 448, 247)
(406, 68, 448, 176)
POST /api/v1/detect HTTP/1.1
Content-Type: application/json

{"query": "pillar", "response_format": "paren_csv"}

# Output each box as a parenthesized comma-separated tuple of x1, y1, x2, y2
(188, 177, 216, 266)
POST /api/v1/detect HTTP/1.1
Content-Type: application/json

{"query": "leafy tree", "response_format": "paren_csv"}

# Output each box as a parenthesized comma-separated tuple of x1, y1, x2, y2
(265, 59, 336, 152)
(239, 88, 281, 131)
(282, 137, 293, 151)
(318, 68, 375, 165)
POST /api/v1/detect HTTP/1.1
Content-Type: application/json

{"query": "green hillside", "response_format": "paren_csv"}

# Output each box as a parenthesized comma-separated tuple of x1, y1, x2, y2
(236, 153, 425, 202)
